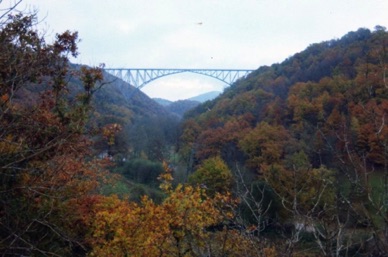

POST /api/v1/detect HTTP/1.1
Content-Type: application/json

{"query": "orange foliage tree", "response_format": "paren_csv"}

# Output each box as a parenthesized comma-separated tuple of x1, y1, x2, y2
(80, 165, 273, 257)
(0, 6, 107, 256)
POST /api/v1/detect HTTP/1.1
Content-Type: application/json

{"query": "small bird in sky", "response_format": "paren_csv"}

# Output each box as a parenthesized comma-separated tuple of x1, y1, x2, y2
(196, 22, 203, 25)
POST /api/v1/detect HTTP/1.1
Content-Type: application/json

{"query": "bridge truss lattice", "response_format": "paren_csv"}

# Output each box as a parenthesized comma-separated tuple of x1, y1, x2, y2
(104, 68, 254, 88)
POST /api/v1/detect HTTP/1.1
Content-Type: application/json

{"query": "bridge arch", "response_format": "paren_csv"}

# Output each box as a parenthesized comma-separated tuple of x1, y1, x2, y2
(104, 68, 254, 89)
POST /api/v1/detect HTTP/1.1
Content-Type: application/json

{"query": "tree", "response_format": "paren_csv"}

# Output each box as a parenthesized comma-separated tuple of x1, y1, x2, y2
(189, 156, 233, 196)
(178, 118, 202, 173)
(238, 122, 289, 171)
(0, 5, 106, 255)
(81, 166, 267, 257)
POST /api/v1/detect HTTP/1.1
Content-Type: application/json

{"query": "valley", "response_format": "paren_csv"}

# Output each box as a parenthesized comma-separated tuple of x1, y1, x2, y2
(1, 3, 387, 256)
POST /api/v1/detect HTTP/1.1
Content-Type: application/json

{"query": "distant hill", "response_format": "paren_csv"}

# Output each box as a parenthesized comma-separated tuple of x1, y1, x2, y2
(74, 68, 180, 157)
(165, 100, 200, 118)
(153, 91, 221, 107)
(188, 91, 221, 102)
(153, 98, 173, 106)
(91, 71, 171, 125)
(14, 64, 178, 158)
(151, 91, 220, 118)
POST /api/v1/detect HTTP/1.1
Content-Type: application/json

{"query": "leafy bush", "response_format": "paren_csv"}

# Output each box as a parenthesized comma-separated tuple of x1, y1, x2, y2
(115, 158, 164, 187)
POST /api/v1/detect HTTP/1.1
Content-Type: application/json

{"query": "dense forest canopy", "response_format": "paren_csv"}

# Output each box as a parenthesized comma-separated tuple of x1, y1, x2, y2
(1, 2, 388, 256)
(0, 4, 259, 256)
(0, 6, 107, 255)
(179, 25, 388, 256)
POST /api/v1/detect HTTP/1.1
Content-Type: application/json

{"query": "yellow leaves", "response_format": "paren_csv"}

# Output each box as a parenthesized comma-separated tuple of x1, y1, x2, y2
(165, 184, 220, 228)
(84, 194, 170, 256)
(102, 123, 122, 146)
(189, 156, 233, 196)
(83, 177, 239, 256)
(158, 161, 174, 193)
(86, 195, 142, 256)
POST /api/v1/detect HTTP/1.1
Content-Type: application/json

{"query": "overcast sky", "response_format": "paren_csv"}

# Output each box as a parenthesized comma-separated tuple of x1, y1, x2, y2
(17, 0, 388, 100)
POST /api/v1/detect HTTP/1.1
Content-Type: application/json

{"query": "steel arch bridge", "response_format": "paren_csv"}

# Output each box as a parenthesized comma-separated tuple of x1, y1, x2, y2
(104, 68, 255, 88)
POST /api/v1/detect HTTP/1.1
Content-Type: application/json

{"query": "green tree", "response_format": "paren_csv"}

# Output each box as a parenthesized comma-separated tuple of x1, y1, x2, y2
(189, 156, 233, 196)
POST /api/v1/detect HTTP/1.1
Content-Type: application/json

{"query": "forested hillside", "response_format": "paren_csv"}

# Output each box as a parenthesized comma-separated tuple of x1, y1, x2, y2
(1, 2, 388, 256)
(87, 70, 180, 159)
(179, 26, 388, 256)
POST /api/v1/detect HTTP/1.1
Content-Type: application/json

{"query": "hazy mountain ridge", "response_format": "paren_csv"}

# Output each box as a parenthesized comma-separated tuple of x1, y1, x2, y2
(153, 91, 221, 106)
(188, 91, 221, 102)
(165, 99, 201, 118)
(153, 98, 173, 106)
(152, 91, 221, 118)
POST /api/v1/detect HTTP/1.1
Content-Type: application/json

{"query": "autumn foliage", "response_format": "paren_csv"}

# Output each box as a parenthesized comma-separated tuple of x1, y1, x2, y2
(0, 5, 270, 256)
(0, 7, 107, 256)
(3, 2, 388, 256)
(180, 26, 388, 256)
